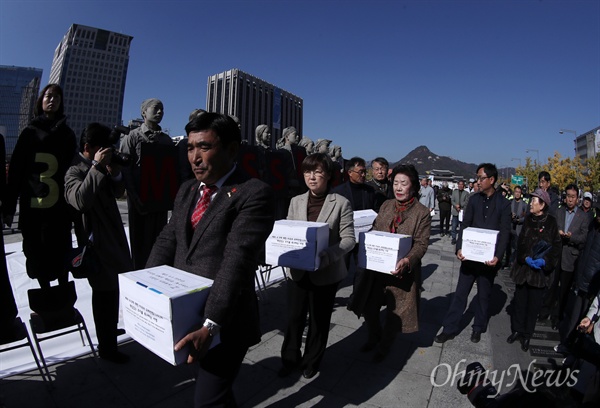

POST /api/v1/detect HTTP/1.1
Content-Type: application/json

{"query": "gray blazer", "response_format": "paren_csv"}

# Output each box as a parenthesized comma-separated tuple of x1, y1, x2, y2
(556, 206, 589, 272)
(451, 188, 469, 217)
(286, 192, 355, 286)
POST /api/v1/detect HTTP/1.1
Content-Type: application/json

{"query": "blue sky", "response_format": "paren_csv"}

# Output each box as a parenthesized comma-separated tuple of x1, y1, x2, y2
(1, 0, 598, 168)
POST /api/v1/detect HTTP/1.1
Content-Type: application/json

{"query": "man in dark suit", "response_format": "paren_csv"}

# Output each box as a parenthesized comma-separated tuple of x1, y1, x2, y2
(147, 113, 275, 407)
(537, 171, 560, 218)
(332, 157, 375, 272)
(435, 163, 511, 344)
(544, 184, 589, 331)
(366, 157, 392, 212)
(332, 157, 376, 212)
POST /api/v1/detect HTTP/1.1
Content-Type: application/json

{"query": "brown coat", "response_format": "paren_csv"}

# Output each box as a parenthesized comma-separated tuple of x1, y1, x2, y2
(349, 198, 430, 333)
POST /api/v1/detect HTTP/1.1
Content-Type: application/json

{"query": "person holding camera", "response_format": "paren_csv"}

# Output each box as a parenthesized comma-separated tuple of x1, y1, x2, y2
(65, 123, 133, 363)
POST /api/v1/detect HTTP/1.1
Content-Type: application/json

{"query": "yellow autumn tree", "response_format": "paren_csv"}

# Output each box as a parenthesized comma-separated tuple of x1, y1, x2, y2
(514, 156, 540, 192)
(582, 153, 600, 193)
(503, 151, 597, 195)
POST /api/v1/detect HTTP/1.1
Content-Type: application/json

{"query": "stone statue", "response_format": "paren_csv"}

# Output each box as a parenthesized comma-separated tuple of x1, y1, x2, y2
(189, 108, 207, 122)
(277, 126, 299, 150)
(330, 145, 342, 162)
(299, 136, 314, 154)
(314, 138, 332, 154)
(255, 124, 271, 149)
(229, 115, 241, 130)
(120, 98, 173, 269)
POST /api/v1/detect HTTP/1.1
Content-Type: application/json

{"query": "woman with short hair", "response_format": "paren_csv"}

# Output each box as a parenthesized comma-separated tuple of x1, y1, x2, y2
(279, 153, 355, 379)
(350, 164, 431, 362)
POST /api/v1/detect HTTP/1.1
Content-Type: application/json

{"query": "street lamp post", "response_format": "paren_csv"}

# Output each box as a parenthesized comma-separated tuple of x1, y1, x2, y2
(525, 149, 539, 165)
(559, 128, 579, 185)
(511, 157, 522, 168)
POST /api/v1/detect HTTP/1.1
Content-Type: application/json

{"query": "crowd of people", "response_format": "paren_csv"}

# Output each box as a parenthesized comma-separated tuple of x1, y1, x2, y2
(2, 83, 600, 406)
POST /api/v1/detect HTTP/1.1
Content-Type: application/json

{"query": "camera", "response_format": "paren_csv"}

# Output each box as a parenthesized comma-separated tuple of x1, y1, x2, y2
(458, 362, 499, 406)
(458, 361, 575, 407)
(108, 125, 132, 167)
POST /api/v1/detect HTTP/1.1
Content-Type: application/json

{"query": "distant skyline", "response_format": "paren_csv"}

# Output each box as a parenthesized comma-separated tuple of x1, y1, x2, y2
(1, 0, 598, 168)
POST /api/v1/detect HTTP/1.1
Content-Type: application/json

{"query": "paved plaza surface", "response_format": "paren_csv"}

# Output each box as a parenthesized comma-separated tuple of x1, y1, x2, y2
(0, 202, 578, 408)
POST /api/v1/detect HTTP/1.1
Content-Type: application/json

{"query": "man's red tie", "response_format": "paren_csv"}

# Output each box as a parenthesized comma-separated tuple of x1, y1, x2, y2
(191, 185, 216, 230)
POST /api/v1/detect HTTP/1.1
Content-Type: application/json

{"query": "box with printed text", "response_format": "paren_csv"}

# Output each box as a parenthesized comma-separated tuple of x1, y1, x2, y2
(357, 230, 412, 274)
(265, 220, 329, 271)
(119, 265, 216, 366)
(353, 209, 377, 242)
(461, 227, 499, 263)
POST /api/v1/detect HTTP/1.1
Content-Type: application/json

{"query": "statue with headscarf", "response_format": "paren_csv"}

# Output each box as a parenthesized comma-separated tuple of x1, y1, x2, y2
(277, 126, 299, 150)
(255, 124, 271, 150)
(314, 138, 332, 155)
(299, 136, 314, 154)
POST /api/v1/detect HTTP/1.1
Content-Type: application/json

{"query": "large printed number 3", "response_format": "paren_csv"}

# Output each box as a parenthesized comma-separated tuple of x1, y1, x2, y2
(31, 152, 59, 209)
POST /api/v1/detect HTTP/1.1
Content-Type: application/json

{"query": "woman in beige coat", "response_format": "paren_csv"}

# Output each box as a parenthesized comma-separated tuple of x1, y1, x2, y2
(279, 153, 355, 379)
(352, 164, 430, 362)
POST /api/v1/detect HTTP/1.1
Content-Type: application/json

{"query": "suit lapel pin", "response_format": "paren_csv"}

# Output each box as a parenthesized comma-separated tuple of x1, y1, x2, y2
(228, 188, 237, 198)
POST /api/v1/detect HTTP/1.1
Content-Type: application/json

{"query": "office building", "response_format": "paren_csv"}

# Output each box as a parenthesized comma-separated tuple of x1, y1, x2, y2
(0, 65, 43, 157)
(206, 69, 303, 146)
(49, 24, 133, 137)
(574, 126, 600, 161)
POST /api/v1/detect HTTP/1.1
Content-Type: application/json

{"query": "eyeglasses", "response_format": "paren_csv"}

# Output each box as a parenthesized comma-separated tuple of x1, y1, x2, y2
(350, 169, 367, 175)
(475, 176, 490, 182)
(303, 170, 325, 177)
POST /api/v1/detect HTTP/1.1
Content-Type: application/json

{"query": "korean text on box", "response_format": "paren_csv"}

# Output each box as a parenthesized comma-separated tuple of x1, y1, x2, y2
(461, 227, 499, 263)
(265, 220, 329, 271)
(358, 231, 412, 274)
(119, 265, 214, 366)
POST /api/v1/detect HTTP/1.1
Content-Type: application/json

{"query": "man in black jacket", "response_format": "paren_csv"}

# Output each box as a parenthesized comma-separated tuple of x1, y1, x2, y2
(435, 163, 511, 344)
(332, 157, 376, 212)
(366, 157, 392, 212)
(437, 181, 452, 237)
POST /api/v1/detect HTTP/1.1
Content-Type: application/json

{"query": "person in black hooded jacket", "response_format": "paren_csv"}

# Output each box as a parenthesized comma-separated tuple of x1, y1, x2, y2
(4, 84, 77, 287)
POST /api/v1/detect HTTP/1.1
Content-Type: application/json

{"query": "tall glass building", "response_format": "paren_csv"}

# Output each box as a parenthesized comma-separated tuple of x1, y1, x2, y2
(0, 65, 43, 158)
(49, 24, 133, 138)
(206, 69, 303, 146)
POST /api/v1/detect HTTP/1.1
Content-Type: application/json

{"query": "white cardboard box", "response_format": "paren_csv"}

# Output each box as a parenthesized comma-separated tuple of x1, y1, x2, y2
(265, 220, 329, 271)
(357, 231, 412, 274)
(353, 209, 377, 241)
(119, 265, 215, 365)
(461, 227, 499, 263)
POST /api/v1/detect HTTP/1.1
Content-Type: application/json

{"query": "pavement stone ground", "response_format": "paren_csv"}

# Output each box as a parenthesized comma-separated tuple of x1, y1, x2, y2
(0, 203, 581, 407)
